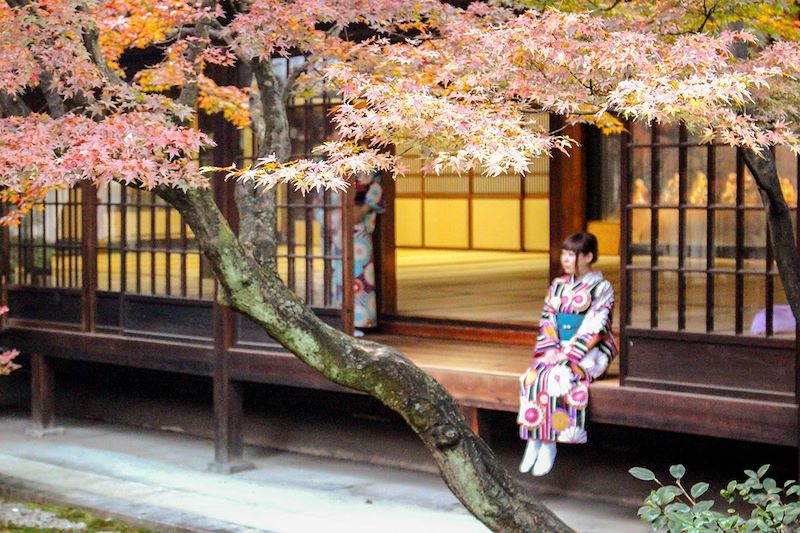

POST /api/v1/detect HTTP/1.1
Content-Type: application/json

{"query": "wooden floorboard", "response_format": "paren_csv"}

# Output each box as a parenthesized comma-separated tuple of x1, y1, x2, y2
(5, 325, 794, 447)
(370, 333, 796, 446)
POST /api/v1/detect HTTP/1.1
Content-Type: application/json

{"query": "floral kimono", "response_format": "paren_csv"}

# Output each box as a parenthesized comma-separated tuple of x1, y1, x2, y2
(353, 172, 384, 327)
(322, 172, 384, 328)
(518, 270, 617, 444)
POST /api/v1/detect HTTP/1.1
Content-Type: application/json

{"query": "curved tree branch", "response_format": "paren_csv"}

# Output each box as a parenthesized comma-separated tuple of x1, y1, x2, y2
(155, 184, 574, 533)
(232, 57, 291, 271)
(742, 147, 800, 322)
(82, 25, 125, 87)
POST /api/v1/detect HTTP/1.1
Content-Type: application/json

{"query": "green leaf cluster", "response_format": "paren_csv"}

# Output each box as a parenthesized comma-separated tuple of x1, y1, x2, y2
(629, 464, 800, 532)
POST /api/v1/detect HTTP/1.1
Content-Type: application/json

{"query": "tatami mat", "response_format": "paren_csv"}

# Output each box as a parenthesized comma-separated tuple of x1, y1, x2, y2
(395, 249, 620, 324)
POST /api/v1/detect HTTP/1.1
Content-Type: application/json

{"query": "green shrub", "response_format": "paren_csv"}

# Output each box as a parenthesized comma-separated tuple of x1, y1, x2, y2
(629, 464, 800, 532)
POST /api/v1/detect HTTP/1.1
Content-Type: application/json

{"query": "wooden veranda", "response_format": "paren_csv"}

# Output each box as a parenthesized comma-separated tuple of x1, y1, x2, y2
(1, 104, 799, 472)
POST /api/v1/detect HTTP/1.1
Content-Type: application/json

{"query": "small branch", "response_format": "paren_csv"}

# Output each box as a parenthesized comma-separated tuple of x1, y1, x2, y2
(176, 1, 216, 113)
(695, 0, 721, 33)
(676, 480, 696, 506)
(282, 61, 310, 107)
(590, 0, 625, 13)
(207, 27, 234, 47)
(82, 25, 125, 86)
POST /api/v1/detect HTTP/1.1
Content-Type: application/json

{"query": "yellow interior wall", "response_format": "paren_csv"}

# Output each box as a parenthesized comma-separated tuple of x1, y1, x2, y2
(424, 199, 469, 248)
(587, 220, 620, 256)
(102, 209, 190, 243)
(292, 219, 322, 247)
(471, 199, 520, 250)
(524, 198, 549, 251)
(395, 198, 423, 247)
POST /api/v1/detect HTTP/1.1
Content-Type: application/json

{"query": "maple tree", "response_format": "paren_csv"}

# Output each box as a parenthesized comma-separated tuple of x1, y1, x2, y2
(2, 0, 800, 532)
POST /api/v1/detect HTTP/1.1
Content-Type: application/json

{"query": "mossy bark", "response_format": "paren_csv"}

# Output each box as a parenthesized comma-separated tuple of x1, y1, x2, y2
(157, 185, 574, 533)
(234, 59, 290, 271)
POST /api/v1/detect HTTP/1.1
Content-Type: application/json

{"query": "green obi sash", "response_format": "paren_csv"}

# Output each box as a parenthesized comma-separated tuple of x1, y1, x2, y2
(557, 313, 585, 342)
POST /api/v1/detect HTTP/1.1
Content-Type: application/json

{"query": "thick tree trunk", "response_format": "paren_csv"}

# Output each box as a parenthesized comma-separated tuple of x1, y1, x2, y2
(233, 59, 290, 270)
(741, 148, 800, 321)
(157, 185, 573, 533)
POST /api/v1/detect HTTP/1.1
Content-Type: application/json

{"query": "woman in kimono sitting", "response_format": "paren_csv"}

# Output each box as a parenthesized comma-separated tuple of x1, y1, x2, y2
(518, 232, 617, 476)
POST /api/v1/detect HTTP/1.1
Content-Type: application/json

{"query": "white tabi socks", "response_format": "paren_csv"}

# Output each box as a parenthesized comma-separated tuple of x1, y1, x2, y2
(519, 439, 542, 473)
(532, 442, 557, 476)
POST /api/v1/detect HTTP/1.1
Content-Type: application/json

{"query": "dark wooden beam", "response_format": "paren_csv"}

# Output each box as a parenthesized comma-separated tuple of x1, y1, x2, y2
(377, 170, 397, 317)
(6, 324, 798, 448)
(6, 326, 215, 375)
(207, 80, 253, 474)
(548, 117, 587, 279)
(619, 122, 631, 385)
(341, 177, 355, 336)
(80, 182, 98, 333)
(26, 353, 63, 437)
(458, 405, 493, 446)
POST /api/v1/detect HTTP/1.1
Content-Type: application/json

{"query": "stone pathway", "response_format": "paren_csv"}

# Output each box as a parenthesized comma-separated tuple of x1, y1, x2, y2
(0, 414, 646, 533)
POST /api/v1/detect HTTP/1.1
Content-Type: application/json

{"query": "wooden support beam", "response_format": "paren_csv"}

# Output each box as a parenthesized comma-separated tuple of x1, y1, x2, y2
(80, 182, 97, 333)
(208, 359, 252, 473)
(377, 169, 397, 317)
(26, 353, 64, 437)
(207, 86, 254, 473)
(208, 296, 253, 474)
(548, 117, 587, 279)
(458, 405, 492, 446)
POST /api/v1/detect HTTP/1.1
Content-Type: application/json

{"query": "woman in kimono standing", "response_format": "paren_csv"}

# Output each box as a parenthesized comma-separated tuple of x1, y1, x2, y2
(352, 172, 384, 335)
(319, 172, 383, 337)
(518, 232, 617, 476)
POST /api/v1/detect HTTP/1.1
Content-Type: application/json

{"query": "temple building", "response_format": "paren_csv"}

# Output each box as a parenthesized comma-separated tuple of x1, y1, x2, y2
(2, 61, 797, 471)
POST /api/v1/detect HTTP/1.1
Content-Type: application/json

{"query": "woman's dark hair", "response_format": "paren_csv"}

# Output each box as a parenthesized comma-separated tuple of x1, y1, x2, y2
(562, 232, 598, 264)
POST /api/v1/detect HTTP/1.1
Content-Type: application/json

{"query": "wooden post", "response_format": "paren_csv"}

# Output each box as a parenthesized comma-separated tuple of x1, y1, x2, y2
(548, 116, 587, 280)
(795, 155, 800, 480)
(341, 176, 355, 335)
(26, 353, 64, 437)
(377, 170, 397, 317)
(207, 68, 253, 474)
(208, 306, 252, 474)
(80, 182, 97, 333)
(207, 192, 253, 473)
(619, 123, 631, 386)
(458, 405, 492, 446)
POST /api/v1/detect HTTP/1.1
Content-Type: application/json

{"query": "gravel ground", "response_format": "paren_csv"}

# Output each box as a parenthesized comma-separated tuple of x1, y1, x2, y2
(0, 501, 89, 530)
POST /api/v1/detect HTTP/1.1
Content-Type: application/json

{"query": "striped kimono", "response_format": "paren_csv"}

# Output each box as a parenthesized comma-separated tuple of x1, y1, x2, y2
(518, 270, 617, 443)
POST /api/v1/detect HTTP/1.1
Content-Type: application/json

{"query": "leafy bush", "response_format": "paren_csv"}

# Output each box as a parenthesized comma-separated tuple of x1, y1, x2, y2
(629, 464, 800, 532)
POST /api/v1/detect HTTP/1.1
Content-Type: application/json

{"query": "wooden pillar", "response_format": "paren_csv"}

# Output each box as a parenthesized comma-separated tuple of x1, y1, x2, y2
(208, 306, 252, 474)
(341, 177, 355, 335)
(618, 123, 632, 386)
(207, 183, 252, 472)
(795, 161, 800, 479)
(548, 116, 587, 280)
(80, 182, 97, 333)
(795, 323, 800, 478)
(458, 405, 492, 446)
(207, 66, 252, 474)
(377, 170, 397, 317)
(26, 353, 63, 437)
